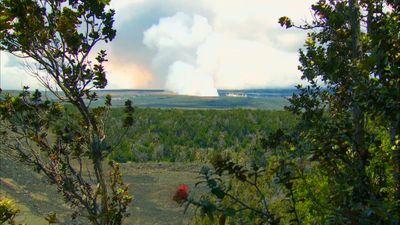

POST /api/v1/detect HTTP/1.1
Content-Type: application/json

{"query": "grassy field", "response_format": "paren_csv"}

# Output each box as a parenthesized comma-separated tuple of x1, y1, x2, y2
(0, 156, 202, 225)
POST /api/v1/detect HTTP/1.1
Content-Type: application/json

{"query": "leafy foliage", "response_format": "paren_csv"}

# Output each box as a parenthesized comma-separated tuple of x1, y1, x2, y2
(281, 0, 400, 222)
(0, 0, 133, 224)
(0, 0, 115, 94)
(0, 195, 20, 225)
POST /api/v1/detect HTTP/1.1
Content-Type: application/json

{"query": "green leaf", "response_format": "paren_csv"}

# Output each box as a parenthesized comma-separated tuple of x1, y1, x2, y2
(211, 187, 225, 199)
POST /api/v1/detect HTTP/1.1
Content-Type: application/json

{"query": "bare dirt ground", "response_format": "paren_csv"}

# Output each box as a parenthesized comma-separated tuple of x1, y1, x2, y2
(0, 157, 202, 225)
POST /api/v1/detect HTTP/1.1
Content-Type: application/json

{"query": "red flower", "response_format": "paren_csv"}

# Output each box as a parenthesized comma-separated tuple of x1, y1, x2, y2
(173, 184, 189, 204)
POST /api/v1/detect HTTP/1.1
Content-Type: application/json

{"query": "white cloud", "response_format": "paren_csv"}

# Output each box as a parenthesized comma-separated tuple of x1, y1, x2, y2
(1, 52, 42, 90)
(143, 12, 212, 49)
(197, 36, 300, 89)
(142, 3, 311, 95)
(143, 12, 218, 96)
(1, 0, 315, 92)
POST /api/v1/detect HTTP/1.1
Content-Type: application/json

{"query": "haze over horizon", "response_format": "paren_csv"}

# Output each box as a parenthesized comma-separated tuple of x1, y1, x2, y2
(0, 0, 315, 96)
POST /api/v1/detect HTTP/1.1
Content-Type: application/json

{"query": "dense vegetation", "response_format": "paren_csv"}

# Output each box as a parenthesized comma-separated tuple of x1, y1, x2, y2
(104, 108, 297, 162)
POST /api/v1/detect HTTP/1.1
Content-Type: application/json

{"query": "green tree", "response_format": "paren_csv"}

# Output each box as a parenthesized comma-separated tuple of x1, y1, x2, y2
(0, 0, 132, 224)
(280, 0, 399, 223)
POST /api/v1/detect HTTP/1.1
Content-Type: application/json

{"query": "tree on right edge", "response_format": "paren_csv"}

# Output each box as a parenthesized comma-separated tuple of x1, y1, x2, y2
(280, 0, 399, 223)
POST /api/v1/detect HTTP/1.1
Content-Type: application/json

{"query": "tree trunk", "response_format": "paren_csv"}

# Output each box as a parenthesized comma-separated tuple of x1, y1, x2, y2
(348, 0, 364, 155)
(348, 0, 371, 206)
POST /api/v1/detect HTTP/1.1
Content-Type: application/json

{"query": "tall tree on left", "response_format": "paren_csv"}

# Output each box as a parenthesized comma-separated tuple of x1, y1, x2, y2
(0, 0, 133, 225)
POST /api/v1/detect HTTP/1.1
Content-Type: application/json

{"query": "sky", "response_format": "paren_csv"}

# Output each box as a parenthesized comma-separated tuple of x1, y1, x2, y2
(0, 0, 315, 96)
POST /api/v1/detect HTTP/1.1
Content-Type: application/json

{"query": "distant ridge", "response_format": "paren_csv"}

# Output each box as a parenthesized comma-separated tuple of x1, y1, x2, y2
(97, 89, 165, 93)
(1, 88, 293, 109)
(218, 88, 297, 97)
(96, 88, 297, 97)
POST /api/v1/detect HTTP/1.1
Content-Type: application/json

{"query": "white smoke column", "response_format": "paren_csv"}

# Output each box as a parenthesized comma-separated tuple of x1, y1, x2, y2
(143, 12, 219, 96)
(166, 61, 218, 96)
